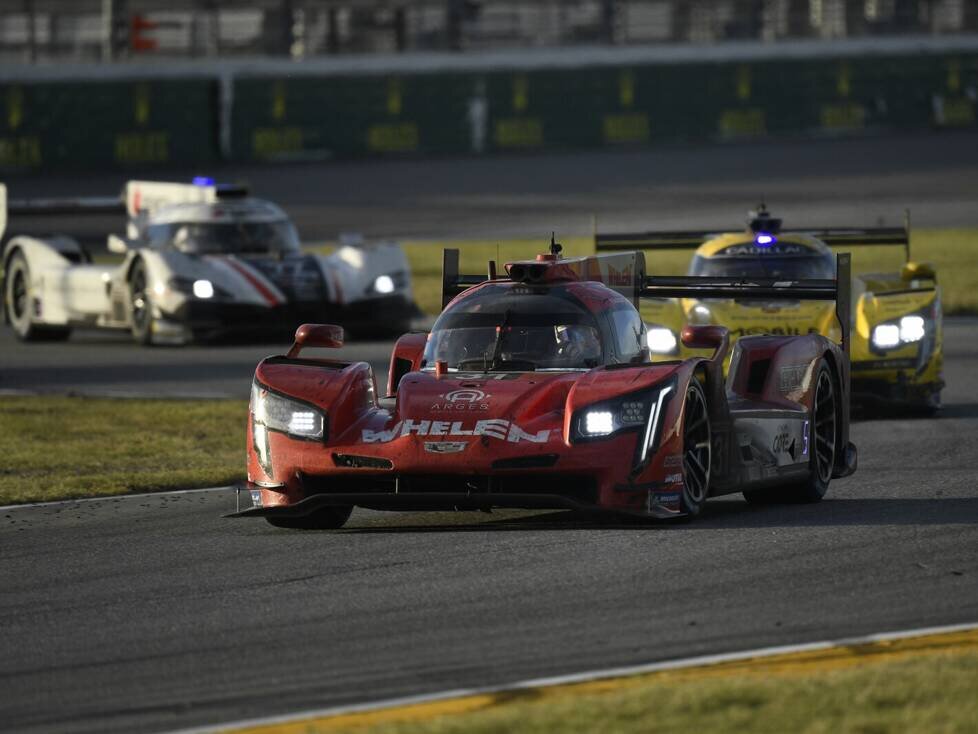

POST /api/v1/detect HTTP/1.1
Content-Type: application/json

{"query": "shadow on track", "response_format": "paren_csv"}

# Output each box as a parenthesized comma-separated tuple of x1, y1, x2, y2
(336, 496, 978, 534)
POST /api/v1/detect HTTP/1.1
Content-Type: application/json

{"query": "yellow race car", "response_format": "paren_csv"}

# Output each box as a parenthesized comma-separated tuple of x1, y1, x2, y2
(596, 206, 943, 412)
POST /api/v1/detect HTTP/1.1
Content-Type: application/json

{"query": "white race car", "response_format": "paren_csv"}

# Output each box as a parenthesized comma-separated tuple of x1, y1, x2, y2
(1, 180, 416, 345)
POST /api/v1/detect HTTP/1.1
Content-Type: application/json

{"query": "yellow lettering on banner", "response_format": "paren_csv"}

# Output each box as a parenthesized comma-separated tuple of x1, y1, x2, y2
(367, 122, 418, 152)
(837, 62, 851, 98)
(114, 131, 168, 163)
(513, 75, 529, 113)
(387, 78, 402, 116)
(493, 118, 542, 148)
(820, 103, 866, 130)
(7, 86, 24, 130)
(619, 70, 635, 109)
(603, 113, 649, 143)
(947, 59, 961, 93)
(0, 136, 41, 167)
(939, 98, 976, 127)
(272, 81, 286, 122)
(718, 108, 765, 137)
(253, 127, 303, 158)
(736, 65, 751, 101)
(134, 83, 151, 126)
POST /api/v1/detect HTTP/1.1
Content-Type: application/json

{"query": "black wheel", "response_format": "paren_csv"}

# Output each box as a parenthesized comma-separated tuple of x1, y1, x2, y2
(4, 252, 71, 342)
(790, 361, 837, 502)
(128, 260, 154, 345)
(680, 379, 711, 517)
(266, 505, 352, 530)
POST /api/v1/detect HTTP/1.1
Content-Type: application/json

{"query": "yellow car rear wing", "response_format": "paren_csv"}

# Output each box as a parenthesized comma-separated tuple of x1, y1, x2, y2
(641, 254, 852, 359)
(596, 211, 913, 262)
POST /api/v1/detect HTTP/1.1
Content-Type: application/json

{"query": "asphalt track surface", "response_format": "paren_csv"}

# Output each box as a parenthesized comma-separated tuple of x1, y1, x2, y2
(1, 136, 977, 733)
(0, 317, 975, 734)
(6, 130, 978, 244)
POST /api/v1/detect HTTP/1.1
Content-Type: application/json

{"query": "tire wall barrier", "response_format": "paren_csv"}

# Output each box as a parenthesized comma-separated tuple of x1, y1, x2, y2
(2, 51, 976, 171)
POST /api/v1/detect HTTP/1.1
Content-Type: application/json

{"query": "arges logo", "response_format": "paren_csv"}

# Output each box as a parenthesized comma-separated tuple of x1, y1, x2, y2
(445, 389, 488, 403)
(430, 388, 490, 412)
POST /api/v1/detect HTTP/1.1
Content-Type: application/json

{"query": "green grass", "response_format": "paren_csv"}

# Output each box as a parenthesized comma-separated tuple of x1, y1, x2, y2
(346, 648, 978, 734)
(0, 396, 247, 505)
(393, 228, 978, 317)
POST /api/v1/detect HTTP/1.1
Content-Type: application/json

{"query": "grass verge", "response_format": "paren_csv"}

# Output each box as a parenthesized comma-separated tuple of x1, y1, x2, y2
(396, 228, 978, 317)
(0, 395, 247, 505)
(236, 631, 978, 734)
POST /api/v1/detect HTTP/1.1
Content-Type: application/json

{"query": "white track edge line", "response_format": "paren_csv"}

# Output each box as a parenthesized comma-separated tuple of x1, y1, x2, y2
(170, 620, 978, 734)
(0, 486, 234, 513)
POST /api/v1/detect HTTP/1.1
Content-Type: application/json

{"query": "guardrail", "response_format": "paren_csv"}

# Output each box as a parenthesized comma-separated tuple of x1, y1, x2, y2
(1, 36, 976, 171)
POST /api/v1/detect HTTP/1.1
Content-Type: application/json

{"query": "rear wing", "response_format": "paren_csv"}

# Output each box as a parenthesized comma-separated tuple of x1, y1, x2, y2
(1, 180, 124, 229)
(441, 248, 646, 309)
(0, 180, 248, 241)
(596, 212, 912, 262)
(642, 253, 853, 358)
(441, 249, 491, 309)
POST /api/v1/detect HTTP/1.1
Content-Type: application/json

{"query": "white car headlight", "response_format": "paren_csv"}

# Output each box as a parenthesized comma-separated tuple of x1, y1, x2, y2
(871, 324, 901, 349)
(899, 315, 925, 343)
(193, 279, 214, 299)
(583, 410, 614, 436)
(872, 314, 930, 350)
(646, 327, 678, 354)
(250, 382, 325, 440)
(373, 274, 396, 295)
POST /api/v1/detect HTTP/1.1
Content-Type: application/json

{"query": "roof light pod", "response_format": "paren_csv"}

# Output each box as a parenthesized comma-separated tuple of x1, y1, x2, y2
(755, 233, 776, 247)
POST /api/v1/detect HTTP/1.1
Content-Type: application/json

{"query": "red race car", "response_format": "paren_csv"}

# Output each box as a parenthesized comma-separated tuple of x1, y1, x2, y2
(231, 241, 857, 529)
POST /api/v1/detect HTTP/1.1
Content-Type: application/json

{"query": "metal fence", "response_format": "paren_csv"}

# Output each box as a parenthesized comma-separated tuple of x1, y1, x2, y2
(2, 1, 977, 63)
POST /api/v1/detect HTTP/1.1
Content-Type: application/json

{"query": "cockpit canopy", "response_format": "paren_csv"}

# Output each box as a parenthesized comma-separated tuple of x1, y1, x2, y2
(422, 282, 648, 372)
(145, 219, 301, 255)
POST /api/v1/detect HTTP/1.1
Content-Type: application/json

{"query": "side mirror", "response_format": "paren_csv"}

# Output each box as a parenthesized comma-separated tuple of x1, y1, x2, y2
(681, 324, 730, 361)
(901, 261, 936, 282)
(287, 323, 344, 358)
(107, 234, 130, 254)
(387, 332, 428, 396)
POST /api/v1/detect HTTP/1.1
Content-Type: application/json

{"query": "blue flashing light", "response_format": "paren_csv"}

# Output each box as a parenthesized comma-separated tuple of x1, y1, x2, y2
(192, 176, 215, 187)
(755, 233, 775, 246)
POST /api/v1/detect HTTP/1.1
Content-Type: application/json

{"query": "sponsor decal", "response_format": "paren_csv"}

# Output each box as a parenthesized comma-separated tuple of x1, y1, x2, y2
(731, 326, 819, 338)
(664, 472, 683, 484)
(444, 388, 488, 403)
(649, 490, 681, 514)
(424, 441, 468, 454)
(663, 454, 683, 468)
(603, 263, 634, 287)
(430, 387, 491, 412)
(779, 364, 807, 393)
(250, 490, 262, 508)
(718, 243, 810, 256)
(772, 423, 797, 459)
(362, 419, 549, 444)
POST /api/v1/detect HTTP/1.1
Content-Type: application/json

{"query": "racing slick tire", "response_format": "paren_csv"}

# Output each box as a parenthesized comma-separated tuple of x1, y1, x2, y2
(128, 260, 156, 345)
(680, 379, 711, 517)
(266, 505, 353, 530)
(4, 252, 71, 342)
(745, 359, 837, 505)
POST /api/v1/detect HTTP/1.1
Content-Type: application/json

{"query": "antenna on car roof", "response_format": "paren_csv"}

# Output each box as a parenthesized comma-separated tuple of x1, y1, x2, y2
(747, 201, 782, 234)
(550, 231, 562, 257)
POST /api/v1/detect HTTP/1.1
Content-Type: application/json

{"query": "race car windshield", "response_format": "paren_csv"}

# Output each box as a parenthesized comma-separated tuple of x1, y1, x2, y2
(689, 253, 835, 280)
(423, 285, 604, 371)
(147, 221, 301, 255)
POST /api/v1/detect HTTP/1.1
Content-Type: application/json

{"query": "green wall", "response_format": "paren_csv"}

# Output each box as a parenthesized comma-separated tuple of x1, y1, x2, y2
(2, 52, 975, 171)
